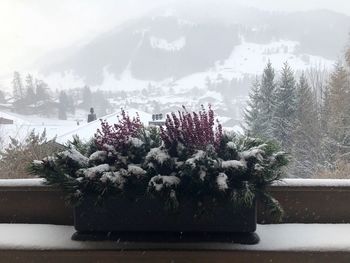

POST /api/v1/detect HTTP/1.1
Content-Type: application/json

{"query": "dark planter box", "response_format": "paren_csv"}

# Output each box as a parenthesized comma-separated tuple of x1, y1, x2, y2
(72, 196, 259, 244)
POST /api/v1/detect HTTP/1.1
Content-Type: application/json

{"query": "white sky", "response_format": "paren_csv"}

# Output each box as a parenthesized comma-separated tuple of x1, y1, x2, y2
(0, 0, 349, 85)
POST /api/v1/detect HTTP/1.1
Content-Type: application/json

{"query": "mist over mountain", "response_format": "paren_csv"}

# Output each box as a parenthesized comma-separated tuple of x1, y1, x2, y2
(39, 3, 350, 90)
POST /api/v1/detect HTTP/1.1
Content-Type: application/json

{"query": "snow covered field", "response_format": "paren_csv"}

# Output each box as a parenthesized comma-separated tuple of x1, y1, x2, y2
(0, 106, 243, 149)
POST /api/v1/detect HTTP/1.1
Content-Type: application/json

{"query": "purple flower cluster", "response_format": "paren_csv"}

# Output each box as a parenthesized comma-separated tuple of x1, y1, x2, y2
(160, 105, 223, 150)
(95, 109, 143, 151)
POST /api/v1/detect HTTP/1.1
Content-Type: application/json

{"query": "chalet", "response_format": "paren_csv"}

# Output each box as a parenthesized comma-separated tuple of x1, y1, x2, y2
(0, 117, 13, 125)
(148, 113, 165, 126)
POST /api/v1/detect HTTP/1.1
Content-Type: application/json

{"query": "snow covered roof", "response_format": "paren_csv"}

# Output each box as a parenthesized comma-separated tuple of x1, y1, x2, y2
(0, 111, 29, 125)
(56, 108, 151, 144)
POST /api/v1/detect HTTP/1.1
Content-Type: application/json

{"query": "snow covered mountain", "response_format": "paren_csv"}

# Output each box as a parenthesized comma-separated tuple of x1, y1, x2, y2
(29, 3, 350, 133)
(39, 3, 349, 93)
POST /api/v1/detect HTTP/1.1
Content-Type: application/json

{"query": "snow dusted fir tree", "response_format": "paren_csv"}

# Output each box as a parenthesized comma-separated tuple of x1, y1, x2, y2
(30, 106, 288, 221)
(244, 78, 263, 136)
(272, 62, 297, 152)
(259, 61, 277, 139)
(320, 63, 350, 170)
(244, 61, 276, 140)
(291, 74, 319, 178)
(245, 57, 350, 179)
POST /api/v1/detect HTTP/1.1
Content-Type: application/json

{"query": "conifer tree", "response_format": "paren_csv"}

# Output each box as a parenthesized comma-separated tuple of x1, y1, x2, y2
(259, 61, 277, 139)
(12, 71, 24, 101)
(291, 73, 319, 177)
(25, 74, 36, 105)
(319, 84, 335, 169)
(244, 61, 277, 140)
(244, 78, 262, 136)
(272, 62, 297, 152)
(35, 79, 50, 101)
(58, 91, 68, 120)
(323, 63, 350, 164)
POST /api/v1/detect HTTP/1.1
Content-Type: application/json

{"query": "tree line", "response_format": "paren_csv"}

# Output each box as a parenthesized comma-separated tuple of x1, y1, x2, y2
(244, 56, 350, 178)
(6, 72, 111, 120)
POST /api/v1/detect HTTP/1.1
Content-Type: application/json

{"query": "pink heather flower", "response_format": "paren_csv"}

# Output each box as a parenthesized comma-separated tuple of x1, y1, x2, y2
(95, 109, 143, 151)
(160, 105, 223, 151)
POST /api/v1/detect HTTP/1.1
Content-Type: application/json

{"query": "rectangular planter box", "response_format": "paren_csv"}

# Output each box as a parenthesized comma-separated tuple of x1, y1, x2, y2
(73, 196, 258, 243)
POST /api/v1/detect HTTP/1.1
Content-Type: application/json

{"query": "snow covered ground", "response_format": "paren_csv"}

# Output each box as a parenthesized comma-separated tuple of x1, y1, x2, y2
(0, 108, 151, 148)
(150, 36, 186, 51)
(0, 111, 79, 148)
(0, 104, 244, 148)
(218, 39, 334, 77)
(56, 108, 151, 144)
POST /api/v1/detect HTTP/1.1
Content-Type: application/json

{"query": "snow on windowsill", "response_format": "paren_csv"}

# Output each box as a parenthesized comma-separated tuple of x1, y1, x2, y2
(0, 178, 46, 187)
(1, 178, 350, 188)
(273, 179, 350, 188)
(0, 224, 350, 251)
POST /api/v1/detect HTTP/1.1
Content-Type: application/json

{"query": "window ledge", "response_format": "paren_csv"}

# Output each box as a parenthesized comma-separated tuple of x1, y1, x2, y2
(1, 178, 350, 224)
(1, 179, 350, 262)
(1, 223, 350, 262)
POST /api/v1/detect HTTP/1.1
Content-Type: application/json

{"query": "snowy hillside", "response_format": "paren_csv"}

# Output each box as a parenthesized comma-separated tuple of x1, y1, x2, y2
(217, 39, 334, 77)
(41, 38, 336, 95)
(37, 5, 349, 93)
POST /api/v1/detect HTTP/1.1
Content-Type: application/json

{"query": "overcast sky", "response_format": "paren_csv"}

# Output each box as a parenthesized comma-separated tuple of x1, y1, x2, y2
(0, 0, 350, 83)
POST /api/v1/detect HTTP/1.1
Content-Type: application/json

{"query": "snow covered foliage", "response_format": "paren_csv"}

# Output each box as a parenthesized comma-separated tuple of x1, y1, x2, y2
(148, 175, 180, 192)
(89, 151, 107, 163)
(30, 107, 288, 221)
(217, 173, 229, 190)
(58, 148, 89, 167)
